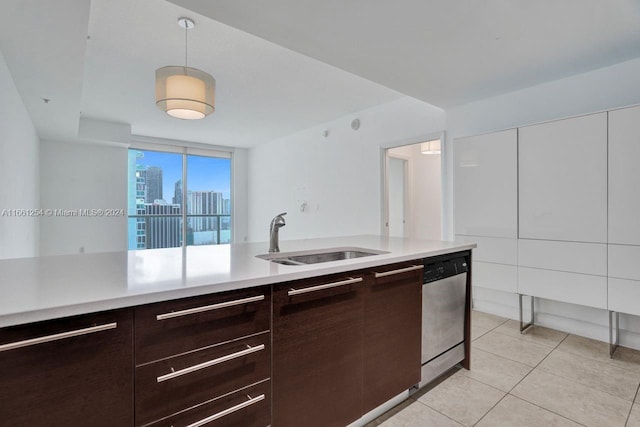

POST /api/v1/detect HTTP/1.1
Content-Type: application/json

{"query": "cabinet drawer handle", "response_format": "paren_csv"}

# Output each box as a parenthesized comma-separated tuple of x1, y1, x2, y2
(156, 295, 265, 321)
(0, 322, 117, 352)
(374, 265, 423, 278)
(288, 277, 363, 296)
(184, 393, 266, 427)
(157, 343, 266, 383)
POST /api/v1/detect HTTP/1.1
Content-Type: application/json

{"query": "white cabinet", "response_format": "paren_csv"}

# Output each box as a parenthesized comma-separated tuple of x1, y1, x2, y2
(609, 105, 640, 245)
(608, 244, 640, 281)
(518, 267, 607, 309)
(518, 239, 607, 277)
(609, 279, 640, 316)
(454, 129, 517, 238)
(455, 235, 517, 265)
(517, 239, 607, 310)
(608, 245, 640, 316)
(473, 262, 517, 293)
(519, 113, 607, 243)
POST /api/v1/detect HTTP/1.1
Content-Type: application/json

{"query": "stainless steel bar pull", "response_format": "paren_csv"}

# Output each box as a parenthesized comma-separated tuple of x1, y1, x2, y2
(157, 343, 266, 383)
(374, 264, 423, 278)
(0, 322, 118, 352)
(156, 295, 265, 321)
(185, 393, 266, 427)
(288, 277, 363, 296)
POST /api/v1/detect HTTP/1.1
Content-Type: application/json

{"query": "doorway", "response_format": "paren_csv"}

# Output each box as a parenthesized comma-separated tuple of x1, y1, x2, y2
(388, 156, 408, 237)
(384, 136, 443, 240)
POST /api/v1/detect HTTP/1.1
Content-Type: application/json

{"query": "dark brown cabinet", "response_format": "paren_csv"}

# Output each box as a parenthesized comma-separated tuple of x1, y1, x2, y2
(0, 258, 429, 427)
(273, 272, 367, 427)
(0, 308, 134, 427)
(364, 262, 423, 412)
(134, 286, 271, 427)
(273, 261, 423, 427)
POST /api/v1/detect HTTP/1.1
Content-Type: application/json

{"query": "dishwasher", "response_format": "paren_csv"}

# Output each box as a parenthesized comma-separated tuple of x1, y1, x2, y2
(418, 252, 468, 387)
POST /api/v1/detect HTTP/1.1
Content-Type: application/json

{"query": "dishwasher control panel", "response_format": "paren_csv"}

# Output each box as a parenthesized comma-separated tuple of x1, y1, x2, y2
(423, 256, 468, 284)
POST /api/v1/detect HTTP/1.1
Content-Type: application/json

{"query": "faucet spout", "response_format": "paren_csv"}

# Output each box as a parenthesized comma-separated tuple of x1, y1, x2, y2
(269, 212, 287, 252)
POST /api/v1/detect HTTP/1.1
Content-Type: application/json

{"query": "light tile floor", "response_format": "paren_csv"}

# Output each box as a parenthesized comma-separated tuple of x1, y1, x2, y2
(368, 311, 640, 427)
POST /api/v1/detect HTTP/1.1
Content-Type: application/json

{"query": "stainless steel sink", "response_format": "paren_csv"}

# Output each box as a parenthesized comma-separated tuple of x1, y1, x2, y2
(256, 247, 388, 266)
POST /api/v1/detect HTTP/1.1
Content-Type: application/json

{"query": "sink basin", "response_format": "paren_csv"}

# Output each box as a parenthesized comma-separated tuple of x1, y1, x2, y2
(256, 247, 388, 266)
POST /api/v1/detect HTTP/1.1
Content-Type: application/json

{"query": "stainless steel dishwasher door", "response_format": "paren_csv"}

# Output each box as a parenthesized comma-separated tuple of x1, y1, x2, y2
(422, 273, 467, 363)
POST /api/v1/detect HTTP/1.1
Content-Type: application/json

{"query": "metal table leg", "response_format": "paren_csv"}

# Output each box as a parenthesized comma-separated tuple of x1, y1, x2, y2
(609, 310, 620, 358)
(519, 294, 535, 334)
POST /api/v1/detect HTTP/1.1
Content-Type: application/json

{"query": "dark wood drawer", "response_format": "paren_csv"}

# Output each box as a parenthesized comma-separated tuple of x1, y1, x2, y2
(145, 380, 270, 427)
(135, 286, 270, 364)
(273, 273, 365, 427)
(364, 261, 422, 412)
(0, 309, 134, 427)
(136, 332, 270, 426)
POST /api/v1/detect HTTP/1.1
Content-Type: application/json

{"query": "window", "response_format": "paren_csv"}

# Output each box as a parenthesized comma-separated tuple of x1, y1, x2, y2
(127, 148, 232, 250)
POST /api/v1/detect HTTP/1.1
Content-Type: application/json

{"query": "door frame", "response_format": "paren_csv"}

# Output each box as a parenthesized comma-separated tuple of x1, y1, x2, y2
(386, 154, 410, 238)
(381, 131, 445, 237)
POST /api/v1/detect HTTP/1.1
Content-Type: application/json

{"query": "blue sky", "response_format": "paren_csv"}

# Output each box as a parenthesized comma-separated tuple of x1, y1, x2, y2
(137, 150, 231, 201)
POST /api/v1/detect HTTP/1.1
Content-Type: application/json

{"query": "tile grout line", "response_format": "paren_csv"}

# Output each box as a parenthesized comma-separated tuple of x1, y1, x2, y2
(626, 383, 640, 427)
(411, 398, 465, 427)
(509, 332, 634, 427)
(471, 392, 510, 426)
(498, 332, 593, 426)
(557, 337, 640, 376)
(535, 351, 640, 404)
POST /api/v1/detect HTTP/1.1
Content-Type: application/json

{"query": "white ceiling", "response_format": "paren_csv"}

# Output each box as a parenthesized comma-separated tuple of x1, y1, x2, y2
(171, 0, 640, 107)
(0, 0, 402, 146)
(2, 1, 640, 147)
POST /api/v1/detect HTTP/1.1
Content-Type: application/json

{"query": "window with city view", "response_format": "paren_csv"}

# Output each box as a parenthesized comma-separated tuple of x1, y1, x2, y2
(127, 149, 232, 250)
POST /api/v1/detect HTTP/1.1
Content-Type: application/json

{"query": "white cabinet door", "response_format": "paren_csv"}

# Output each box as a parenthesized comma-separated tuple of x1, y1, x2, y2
(518, 239, 607, 277)
(609, 105, 640, 245)
(455, 235, 517, 265)
(518, 267, 607, 309)
(519, 113, 607, 243)
(473, 261, 518, 293)
(609, 278, 640, 316)
(454, 129, 517, 238)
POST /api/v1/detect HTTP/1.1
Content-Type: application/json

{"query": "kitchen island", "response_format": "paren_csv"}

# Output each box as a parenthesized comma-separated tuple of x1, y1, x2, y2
(0, 235, 475, 427)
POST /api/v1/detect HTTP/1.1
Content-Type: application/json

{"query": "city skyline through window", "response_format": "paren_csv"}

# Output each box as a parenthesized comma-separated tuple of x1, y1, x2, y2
(127, 149, 232, 250)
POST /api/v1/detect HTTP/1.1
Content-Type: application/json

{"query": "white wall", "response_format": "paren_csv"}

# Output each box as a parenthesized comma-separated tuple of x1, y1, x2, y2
(445, 57, 640, 349)
(39, 140, 128, 256)
(388, 144, 442, 240)
(247, 97, 445, 243)
(249, 97, 444, 244)
(0, 51, 40, 259)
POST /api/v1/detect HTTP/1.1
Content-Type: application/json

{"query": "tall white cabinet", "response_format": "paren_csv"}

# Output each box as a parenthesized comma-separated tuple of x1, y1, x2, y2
(518, 113, 607, 243)
(608, 105, 640, 317)
(454, 107, 640, 342)
(517, 113, 608, 309)
(454, 130, 518, 293)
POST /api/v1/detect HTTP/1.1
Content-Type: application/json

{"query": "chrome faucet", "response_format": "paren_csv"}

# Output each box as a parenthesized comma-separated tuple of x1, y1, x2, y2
(269, 212, 287, 252)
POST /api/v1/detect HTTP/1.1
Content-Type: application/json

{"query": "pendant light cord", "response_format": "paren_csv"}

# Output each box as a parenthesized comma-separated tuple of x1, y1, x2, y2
(184, 21, 188, 71)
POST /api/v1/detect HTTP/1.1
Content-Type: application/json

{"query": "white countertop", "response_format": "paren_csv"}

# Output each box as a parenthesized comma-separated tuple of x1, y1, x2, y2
(0, 235, 475, 327)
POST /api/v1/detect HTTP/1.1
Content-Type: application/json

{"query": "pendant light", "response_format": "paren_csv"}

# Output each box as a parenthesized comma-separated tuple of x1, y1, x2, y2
(156, 17, 215, 120)
(420, 139, 441, 155)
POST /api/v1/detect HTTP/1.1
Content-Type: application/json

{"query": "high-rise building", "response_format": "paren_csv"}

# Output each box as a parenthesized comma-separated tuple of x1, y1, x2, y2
(127, 150, 148, 250)
(145, 166, 163, 203)
(144, 202, 181, 249)
(187, 191, 223, 232)
(172, 179, 183, 208)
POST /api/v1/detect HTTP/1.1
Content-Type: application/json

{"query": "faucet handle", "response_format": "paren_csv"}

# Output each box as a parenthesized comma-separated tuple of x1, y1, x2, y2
(277, 212, 287, 217)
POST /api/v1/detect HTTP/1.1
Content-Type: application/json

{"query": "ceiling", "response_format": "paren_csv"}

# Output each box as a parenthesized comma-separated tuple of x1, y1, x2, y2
(2, 1, 640, 147)
(172, 0, 640, 107)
